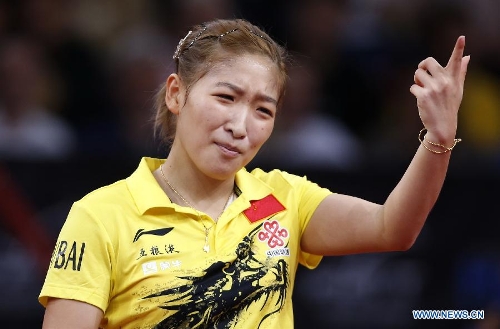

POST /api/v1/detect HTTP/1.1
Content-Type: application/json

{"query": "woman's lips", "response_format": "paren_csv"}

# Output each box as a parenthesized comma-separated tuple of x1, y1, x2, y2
(216, 142, 241, 157)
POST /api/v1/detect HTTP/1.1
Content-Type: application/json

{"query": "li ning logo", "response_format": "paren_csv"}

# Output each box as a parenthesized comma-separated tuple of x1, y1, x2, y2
(51, 240, 86, 271)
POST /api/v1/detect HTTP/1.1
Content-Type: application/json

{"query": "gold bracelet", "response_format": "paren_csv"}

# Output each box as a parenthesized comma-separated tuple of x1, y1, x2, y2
(418, 128, 462, 154)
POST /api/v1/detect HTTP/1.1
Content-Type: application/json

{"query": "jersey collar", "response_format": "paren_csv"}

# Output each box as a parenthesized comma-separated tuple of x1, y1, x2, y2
(126, 157, 275, 215)
(126, 157, 173, 215)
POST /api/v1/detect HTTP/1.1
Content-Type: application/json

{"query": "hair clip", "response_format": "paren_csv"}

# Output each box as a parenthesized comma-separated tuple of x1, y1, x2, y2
(173, 30, 192, 60)
(219, 28, 238, 38)
(173, 25, 208, 60)
(173, 25, 271, 60)
(248, 29, 271, 43)
(187, 25, 207, 49)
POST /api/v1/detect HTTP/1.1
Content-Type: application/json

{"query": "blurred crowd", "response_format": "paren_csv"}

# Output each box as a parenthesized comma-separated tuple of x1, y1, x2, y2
(0, 0, 498, 171)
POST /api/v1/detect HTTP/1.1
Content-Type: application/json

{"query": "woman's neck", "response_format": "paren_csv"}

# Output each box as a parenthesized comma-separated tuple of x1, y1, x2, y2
(156, 156, 236, 220)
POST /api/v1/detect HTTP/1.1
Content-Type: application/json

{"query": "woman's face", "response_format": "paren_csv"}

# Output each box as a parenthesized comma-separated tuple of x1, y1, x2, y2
(171, 54, 280, 180)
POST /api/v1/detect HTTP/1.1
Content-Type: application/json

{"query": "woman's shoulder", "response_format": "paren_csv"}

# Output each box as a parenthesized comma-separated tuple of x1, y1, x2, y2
(247, 167, 311, 187)
(76, 179, 130, 206)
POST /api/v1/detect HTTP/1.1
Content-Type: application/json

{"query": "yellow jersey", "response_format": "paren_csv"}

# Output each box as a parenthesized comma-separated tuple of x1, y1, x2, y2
(39, 157, 332, 328)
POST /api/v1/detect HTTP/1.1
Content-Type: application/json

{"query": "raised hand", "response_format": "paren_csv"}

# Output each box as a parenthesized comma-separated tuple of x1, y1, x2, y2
(410, 36, 470, 145)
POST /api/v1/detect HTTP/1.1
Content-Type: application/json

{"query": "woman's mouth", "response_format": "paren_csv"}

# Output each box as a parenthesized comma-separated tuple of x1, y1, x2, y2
(216, 143, 241, 157)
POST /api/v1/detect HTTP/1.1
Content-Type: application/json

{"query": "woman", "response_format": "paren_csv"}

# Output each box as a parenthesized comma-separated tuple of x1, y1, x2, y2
(39, 18, 469, 328)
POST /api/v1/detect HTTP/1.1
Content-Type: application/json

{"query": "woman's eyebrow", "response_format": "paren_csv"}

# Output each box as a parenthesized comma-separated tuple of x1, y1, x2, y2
(215, 81, 277, 105)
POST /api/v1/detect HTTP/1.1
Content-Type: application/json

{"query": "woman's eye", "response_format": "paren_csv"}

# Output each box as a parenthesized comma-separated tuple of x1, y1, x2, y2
(217, 94, 234, 101)
(258, 107, 274, 117)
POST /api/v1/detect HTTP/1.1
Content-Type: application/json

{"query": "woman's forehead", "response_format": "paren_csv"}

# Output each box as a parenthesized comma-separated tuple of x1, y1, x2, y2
(205, 56, 279, 92)
(210, 53, 277, 73)
(206, 55, 279, 86)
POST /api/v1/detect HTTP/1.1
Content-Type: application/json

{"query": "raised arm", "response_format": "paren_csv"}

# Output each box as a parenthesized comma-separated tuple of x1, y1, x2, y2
(302, 36, 470, 256)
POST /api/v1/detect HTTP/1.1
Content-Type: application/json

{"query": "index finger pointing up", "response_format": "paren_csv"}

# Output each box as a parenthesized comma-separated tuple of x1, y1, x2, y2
(446, 35, 466, 77)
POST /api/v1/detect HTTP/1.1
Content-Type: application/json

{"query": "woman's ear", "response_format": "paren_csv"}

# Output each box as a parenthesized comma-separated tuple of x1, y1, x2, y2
(165, 73, 182, 115)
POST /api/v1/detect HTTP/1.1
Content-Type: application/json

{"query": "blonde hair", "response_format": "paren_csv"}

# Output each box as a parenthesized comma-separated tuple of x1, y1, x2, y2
(154, 18, 288, 146)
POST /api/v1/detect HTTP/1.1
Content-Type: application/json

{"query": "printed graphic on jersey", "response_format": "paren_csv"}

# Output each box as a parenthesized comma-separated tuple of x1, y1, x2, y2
(243, 194, 286, 223)
(258, 220, 289, 248)
(142, 261, 158, 275)
(133, 227, 174, 242)
(142, 259, 182, 275)
(51, 240, 86, 271)
(136, 244, 179, 260)
(143, 224, 290, 328)
(266, 248, 290, 257)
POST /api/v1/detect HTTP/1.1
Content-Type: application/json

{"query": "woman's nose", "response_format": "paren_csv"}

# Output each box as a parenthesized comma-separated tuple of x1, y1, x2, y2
(225, 106, 248, 138)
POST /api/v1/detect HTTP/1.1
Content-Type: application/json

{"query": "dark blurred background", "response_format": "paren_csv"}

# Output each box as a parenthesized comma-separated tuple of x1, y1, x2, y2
(0, 0, 499, 328)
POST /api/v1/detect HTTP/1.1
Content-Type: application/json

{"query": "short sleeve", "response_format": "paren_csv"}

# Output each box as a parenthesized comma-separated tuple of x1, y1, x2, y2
(38, 201, 115, 312)
(277, 172, 332, 269)
(298, 177, 332, 269)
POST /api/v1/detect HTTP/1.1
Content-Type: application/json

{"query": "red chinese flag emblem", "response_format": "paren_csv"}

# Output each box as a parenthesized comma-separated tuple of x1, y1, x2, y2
(243, 194, 286, 223)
